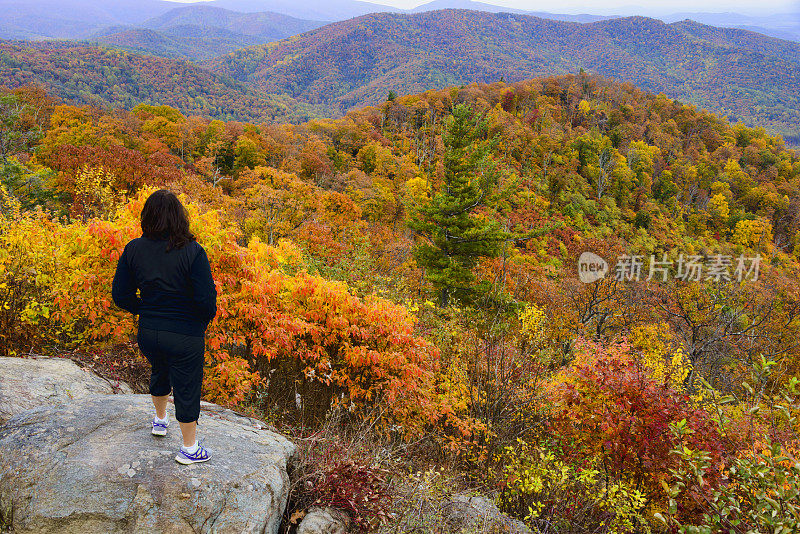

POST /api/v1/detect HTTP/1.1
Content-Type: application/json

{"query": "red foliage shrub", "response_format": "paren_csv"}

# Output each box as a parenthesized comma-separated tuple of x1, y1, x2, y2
(41, 144, 185, 192)
(546, 339, 726, 503)
(305, 458, 392, 532)
(286, 431, 393, 533)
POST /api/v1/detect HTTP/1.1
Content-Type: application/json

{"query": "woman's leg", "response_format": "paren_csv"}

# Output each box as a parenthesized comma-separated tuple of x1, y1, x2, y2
(137, 328, 172, 417)
(179, 421, 197, 448)
(152, 395, 169, 420)
(159, 331, 205, 447)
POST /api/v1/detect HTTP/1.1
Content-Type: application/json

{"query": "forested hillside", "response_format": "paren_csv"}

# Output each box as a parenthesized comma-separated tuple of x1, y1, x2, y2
(671, 19, 800, 62)
(143, 5, 323, 36)
(0, 41, 324, 122)
(90, 26, 267, 61)
(209, 10, 800, 142)
(3, 10, 798, 146)
(3, 72, 800, 529)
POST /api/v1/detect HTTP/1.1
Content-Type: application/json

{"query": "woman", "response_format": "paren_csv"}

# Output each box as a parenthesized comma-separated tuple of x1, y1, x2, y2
(112, 190, 217, 465)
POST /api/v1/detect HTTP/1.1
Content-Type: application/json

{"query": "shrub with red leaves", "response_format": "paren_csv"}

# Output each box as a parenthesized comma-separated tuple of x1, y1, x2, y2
(546, 339, 726, 507)
(306, 458, 392, 531)
(284, 430, 394, 533)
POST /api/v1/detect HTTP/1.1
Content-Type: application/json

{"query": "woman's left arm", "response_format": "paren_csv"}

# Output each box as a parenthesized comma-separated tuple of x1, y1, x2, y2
(112, 244, 141, 314)
(189, 245, 217, 323)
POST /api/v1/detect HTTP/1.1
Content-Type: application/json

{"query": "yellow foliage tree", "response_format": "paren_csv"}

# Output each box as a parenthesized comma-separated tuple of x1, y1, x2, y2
(732, 218, 773, 251)
(706, 193, 730, 227)
(72, 166, 125, 221)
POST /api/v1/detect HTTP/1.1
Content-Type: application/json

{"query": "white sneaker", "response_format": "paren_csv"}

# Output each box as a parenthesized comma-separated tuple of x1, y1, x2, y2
(175, 443, 211, 465)
(151, 416, 169, 436)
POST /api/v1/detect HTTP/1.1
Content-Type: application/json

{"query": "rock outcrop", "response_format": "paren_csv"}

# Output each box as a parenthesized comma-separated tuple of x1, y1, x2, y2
(296, 507, 350, 534)
(0, 355, 131, 424)
(0, 394, 295, 534)
(443, 493, 531, 534)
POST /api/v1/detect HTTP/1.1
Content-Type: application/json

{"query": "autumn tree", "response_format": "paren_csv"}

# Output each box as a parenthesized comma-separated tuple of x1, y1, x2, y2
(240, 168, 317, 245)
(648, 280, 799, 387)
(409, 103, 507, 307)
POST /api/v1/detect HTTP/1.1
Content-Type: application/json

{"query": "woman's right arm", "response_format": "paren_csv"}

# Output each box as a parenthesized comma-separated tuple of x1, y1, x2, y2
(111, 244, 141, 314)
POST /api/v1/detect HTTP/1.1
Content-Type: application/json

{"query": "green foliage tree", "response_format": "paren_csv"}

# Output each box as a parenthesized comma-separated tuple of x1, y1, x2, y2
(408, 103, 506, 307)
(0, 93, 41, 163)
(0, 158, 58, 212)
(0, 93, 58, 211)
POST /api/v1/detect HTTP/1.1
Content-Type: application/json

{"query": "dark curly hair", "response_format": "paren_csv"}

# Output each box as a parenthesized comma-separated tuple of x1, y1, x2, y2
(140, 189, 195, 251)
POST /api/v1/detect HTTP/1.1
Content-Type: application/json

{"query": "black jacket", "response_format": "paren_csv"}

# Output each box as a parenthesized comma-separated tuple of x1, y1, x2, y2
(112, 236, 217, 337)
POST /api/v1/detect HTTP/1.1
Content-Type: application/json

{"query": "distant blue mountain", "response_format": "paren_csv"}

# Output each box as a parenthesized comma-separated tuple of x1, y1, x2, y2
(0, 0, 795, 44)
(661, 11, 800, 42)
(84, 6, 326, 60)
(197, 0, 396, 21)
(408, 0, 617, 23)
(0, 0, 177, 39)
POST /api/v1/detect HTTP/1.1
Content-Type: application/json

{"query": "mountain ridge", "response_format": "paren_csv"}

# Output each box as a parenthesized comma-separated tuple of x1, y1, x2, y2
(87, 25, 266, 61)
(0, 40, 324, 123)
(141, 5, 325, 35)
(85, 6, 326, 60)
(2, 8, 799, 144)
(2, 0, 794, 43)
(205, 10, 800, 141)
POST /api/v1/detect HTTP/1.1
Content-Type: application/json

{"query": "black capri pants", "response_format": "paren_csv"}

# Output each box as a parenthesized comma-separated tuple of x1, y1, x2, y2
(137, 327, 204, 423)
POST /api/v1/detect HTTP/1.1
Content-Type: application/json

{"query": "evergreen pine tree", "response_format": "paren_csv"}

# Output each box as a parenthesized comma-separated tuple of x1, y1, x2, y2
(409, 103, 506, 307)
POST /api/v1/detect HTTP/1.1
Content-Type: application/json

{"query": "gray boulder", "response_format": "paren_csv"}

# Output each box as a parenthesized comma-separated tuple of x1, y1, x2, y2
(0, 355, 132, 424)
(0, 394, 295, 534)
(443, 493, 531, 534)
(296, 507, 350, 534)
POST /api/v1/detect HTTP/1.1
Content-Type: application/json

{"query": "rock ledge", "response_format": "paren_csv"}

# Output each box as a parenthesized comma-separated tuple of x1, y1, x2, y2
(0, 355, 131, 424)
(0, 394, 294, 534)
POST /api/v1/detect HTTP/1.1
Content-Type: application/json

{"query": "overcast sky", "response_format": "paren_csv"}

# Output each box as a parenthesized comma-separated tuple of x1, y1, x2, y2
(371, 0, 798, 15)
